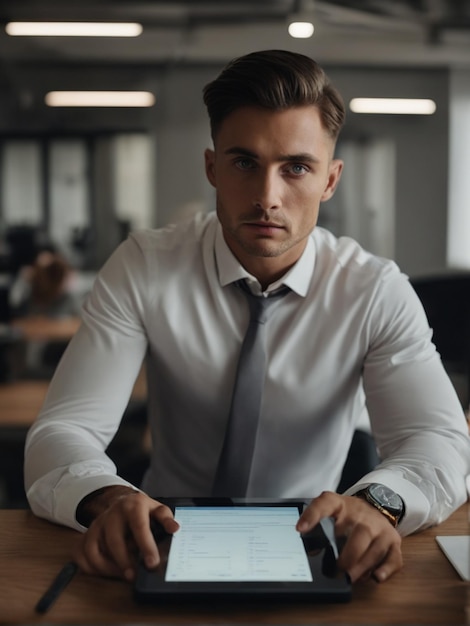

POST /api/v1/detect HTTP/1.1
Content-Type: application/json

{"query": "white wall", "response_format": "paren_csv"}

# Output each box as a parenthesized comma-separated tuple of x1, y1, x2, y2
(1, 141, 43, 225)
(113, 133, 155, 229)
(331, 138, 395, 260)
(447, 69, 470, 269)
(49, 139, 89, 260)
(152, 69, 215, 227)
(329, 66, 450, 277)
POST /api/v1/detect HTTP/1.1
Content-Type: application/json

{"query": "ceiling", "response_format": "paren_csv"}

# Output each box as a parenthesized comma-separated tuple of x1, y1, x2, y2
(1, 0, 470, 71)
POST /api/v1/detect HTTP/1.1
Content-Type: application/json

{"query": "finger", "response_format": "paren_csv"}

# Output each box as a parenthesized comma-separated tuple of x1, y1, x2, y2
(339, 527, 402, 583)
(373, 541, 403, 583)
(101, 514, 138, 581)
(75, 528, 123, 579)
(152, 503, 180, 534)
(128, 506, 162, 571)
(296, 492, 342, 533)
(337, 518, 373, 567)
(340, 530, 387, 582)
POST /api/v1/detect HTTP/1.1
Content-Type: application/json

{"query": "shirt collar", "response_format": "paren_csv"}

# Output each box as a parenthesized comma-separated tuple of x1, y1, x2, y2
(214, 222, 315, 297)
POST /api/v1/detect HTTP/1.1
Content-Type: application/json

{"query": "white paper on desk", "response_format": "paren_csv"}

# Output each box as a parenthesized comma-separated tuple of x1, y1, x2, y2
(436, 536, 470, 581)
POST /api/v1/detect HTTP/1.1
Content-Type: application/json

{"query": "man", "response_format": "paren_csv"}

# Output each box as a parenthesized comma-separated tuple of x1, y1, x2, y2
(25, 50, 470, 585)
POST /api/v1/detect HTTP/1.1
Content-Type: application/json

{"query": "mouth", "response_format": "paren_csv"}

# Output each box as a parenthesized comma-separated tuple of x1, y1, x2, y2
(244, 221, 285, 230)
(242, 222, 286, 237)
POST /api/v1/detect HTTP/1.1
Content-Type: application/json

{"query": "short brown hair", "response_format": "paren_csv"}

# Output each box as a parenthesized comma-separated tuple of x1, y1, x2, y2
(203, 49, 345, 141)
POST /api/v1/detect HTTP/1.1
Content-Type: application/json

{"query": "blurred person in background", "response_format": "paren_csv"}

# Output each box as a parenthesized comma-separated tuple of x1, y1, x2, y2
(9, 248, 81, 377)
(10, 248, 80, 319)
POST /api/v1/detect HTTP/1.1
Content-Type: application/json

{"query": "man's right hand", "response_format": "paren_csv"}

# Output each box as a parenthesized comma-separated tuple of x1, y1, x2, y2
(73, 486, 179, 581)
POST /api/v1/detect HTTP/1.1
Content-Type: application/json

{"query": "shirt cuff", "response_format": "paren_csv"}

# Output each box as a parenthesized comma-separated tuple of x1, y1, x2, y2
(344, 468, 431, 536)
(28, 463, 139, 532)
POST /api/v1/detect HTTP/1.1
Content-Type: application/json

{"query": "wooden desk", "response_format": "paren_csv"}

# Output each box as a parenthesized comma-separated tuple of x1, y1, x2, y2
(0, 373, 148, 507)
(0, 380, 49, 427)
(4, 316, 80, 381)
(0, 369, 147, 428)
(10, 315, 81, 342)
(0, 505, 468, 624)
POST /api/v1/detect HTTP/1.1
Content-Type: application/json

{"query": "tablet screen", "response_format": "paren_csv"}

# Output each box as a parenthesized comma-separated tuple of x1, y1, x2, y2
(165, 505, 313, 582)
(134, 499, 351, 603)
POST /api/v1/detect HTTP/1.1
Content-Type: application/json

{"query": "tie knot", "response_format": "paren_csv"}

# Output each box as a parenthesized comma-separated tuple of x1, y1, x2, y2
(238, 281, 289, 324)
(247, 294, 273, 324)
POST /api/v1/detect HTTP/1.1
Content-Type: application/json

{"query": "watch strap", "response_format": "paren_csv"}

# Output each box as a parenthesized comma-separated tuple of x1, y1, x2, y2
(355, 488, 401, 528)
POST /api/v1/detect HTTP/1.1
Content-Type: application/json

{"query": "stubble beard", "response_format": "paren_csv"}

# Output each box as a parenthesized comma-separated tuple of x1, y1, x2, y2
(217, 202, 299, 259)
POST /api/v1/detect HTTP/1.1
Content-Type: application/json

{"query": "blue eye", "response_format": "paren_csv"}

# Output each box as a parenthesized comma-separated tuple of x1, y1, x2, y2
(235, 158, 255, 170)
(289, 163, 308, 175)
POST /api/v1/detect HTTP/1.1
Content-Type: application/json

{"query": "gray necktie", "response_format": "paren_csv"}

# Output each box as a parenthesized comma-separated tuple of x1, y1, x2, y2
(212, 281, 289, 496)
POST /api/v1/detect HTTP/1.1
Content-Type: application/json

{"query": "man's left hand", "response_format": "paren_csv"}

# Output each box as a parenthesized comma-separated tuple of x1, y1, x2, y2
(297, 491, 403, 583)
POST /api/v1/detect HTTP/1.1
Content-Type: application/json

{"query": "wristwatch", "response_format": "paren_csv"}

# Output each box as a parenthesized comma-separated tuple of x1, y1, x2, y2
(355, 483, 404, 528)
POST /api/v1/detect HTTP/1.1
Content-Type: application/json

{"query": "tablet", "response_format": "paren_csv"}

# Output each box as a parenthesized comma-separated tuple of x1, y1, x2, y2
(134, 498, 351, 603)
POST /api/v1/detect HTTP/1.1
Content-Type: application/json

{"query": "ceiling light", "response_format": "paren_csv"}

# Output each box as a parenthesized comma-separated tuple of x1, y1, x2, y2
(5, 22, 143, 37)
(288, 0, 315, 39)
(288, 22, 314, 38)
(45, 91, 155, 107)
(349, 98, 437, 115)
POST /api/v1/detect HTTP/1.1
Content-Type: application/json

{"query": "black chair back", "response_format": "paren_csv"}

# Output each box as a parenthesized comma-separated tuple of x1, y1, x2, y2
(411, 273, 470, 408)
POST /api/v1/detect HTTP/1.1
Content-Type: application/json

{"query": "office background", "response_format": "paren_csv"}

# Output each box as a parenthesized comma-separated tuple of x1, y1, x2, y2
(0, 0, 469, 277)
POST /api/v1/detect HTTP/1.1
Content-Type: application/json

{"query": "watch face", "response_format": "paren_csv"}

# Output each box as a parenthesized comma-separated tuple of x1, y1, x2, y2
(369, 483, 402, 514)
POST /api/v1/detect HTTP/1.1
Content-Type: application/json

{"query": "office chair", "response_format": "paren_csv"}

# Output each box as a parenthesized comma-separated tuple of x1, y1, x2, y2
(410, 272, 470, 409)
(106, 400, 150, 486)
(339, 272, 470, 493)
(337, 429, 380, 493)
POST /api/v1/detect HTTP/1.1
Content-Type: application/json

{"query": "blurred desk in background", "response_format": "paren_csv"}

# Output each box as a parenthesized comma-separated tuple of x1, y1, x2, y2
(3, 315, 81, 380)
(0, 368, 148, 507)
(10, 315, 81, 342)
(0, 316, 80, 430)
(0, 380, 48, 428)
(0, 379, 48, 506)
(0, 367, 147, 428)
(0, 367, 147, 426)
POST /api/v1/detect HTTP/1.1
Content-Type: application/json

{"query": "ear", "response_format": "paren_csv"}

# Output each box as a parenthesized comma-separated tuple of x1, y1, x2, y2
(204, 148, 216, 188)
(321, 159, 343, 202)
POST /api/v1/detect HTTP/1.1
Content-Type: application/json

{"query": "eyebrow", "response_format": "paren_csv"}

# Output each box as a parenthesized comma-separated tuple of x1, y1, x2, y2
(224, 146, 320, 164)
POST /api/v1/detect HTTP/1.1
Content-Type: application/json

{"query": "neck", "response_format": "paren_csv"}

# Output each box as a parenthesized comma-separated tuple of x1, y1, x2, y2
(224, 239, 307, 291)
(239, 256, 296, 291)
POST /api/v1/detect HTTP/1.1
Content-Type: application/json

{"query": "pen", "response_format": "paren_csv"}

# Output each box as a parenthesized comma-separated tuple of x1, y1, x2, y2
(35, 561, 78, 614)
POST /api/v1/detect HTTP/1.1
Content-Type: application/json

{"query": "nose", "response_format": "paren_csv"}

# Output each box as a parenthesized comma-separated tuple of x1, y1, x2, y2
(252, 168, 282, 211)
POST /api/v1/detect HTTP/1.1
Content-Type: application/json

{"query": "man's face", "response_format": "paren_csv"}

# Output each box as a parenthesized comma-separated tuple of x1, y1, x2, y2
(205, 105, 343, 284)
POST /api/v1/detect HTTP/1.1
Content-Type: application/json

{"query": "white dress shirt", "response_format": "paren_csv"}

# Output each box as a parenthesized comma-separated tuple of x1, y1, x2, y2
(24, 212, 470, 535)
